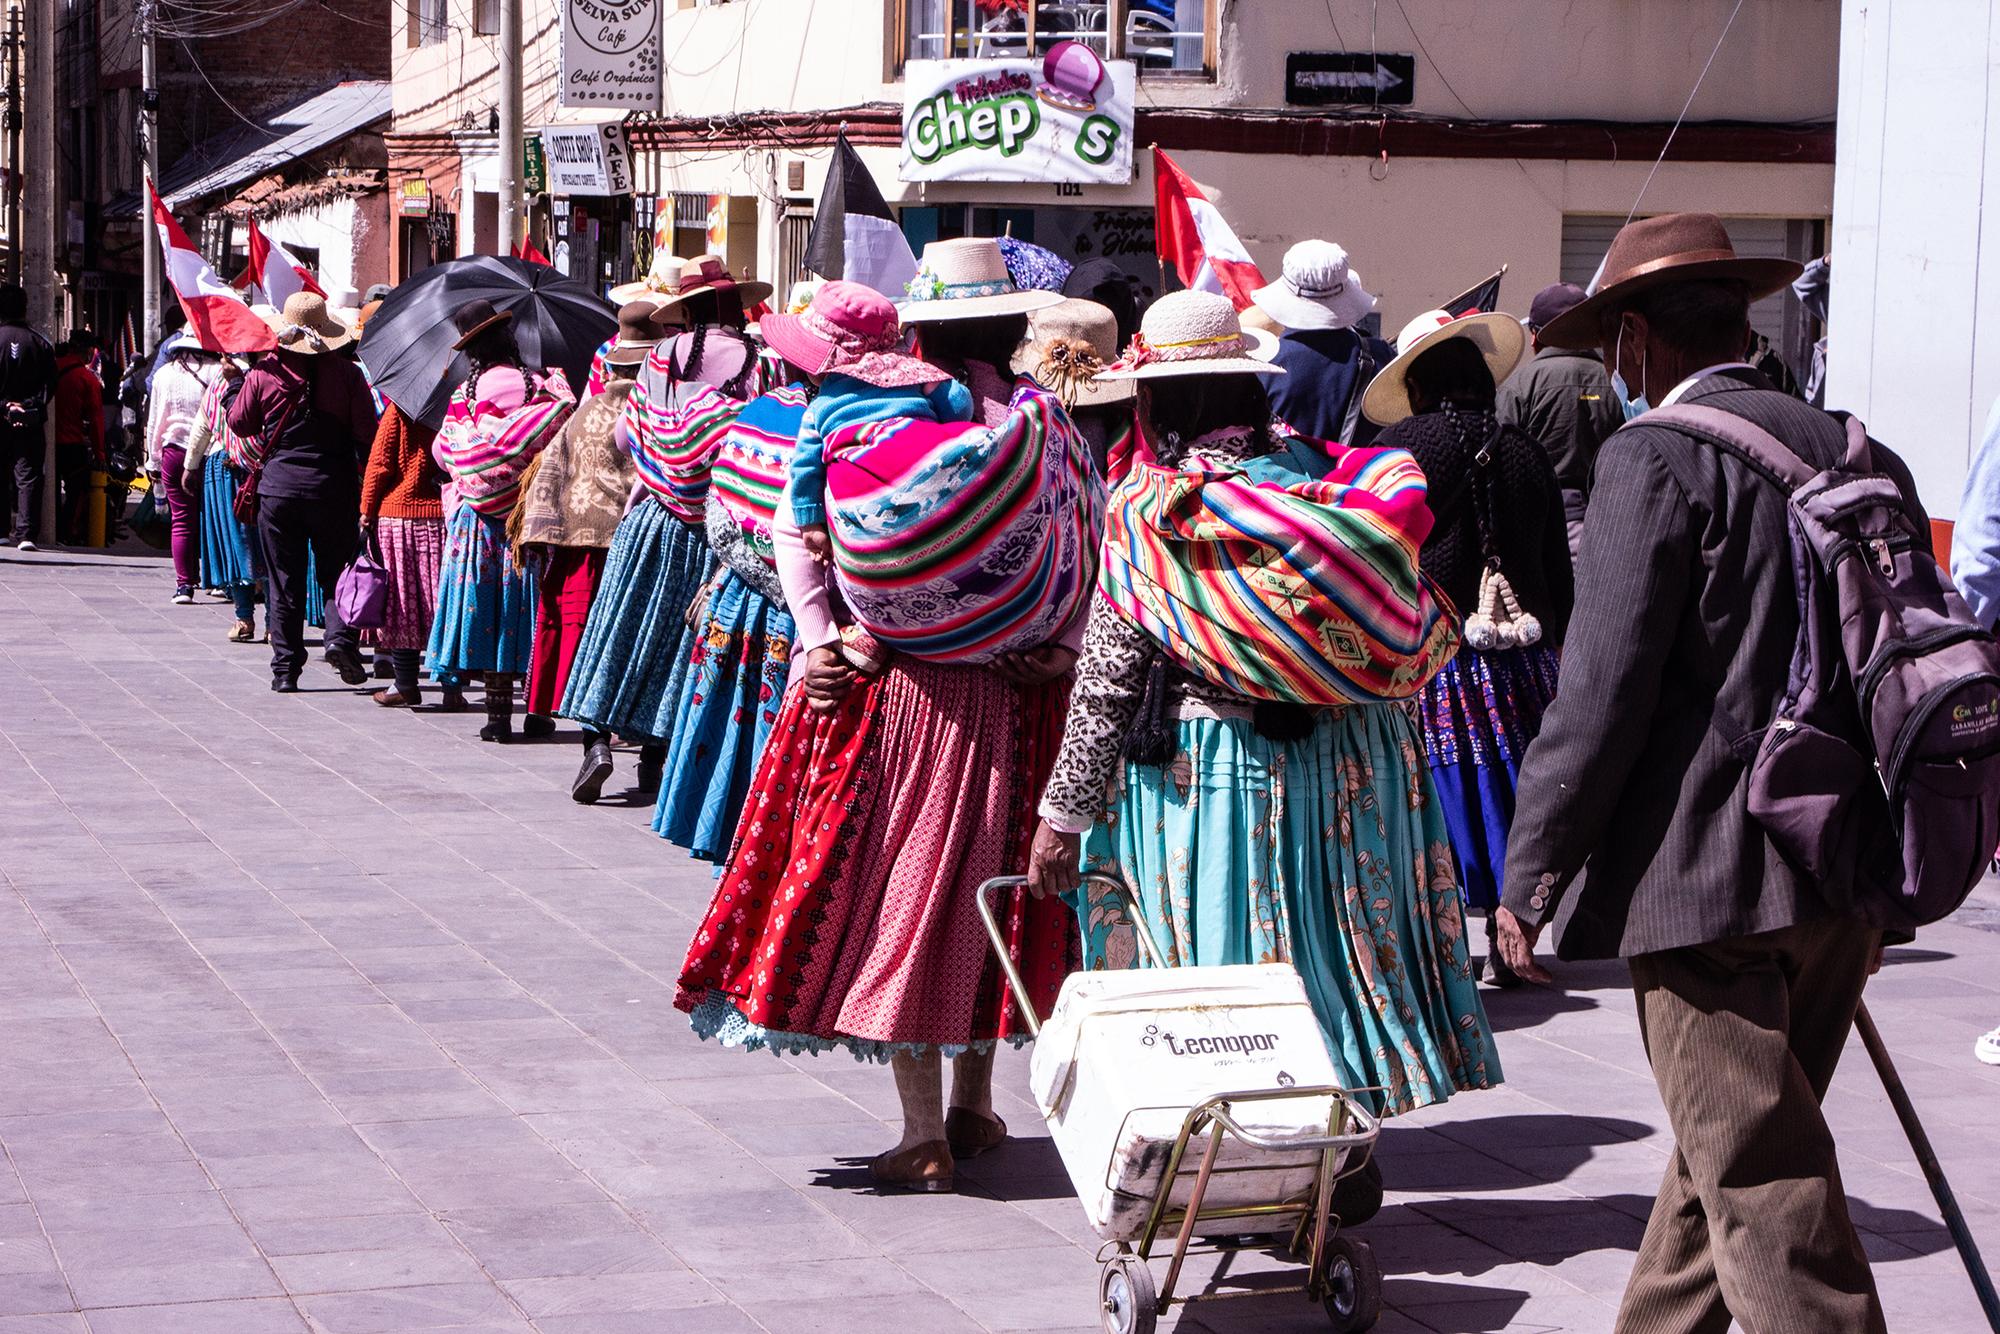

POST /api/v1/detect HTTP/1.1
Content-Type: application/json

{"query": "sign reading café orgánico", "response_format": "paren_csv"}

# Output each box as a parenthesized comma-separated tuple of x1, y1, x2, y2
(901, 44, 1135, 185)
(560, 0, 662, 111)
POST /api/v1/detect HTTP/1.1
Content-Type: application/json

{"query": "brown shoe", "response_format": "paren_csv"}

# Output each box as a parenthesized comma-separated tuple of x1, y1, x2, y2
(433, 690, 471, 714)
(868, 1140, 954, 1193)
(373, 687, 420, 708)
(227, 619, 255, 643)
(944, 1108, 1007, 1158)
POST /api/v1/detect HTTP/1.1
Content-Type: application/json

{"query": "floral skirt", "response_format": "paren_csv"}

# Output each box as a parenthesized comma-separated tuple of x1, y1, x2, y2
(560, 499, 714, 743)
(676, 660, 1077, 1060)
(375, 515, 446, 652)
(426, 505, 536, 681)
(197, 453, 257, 591)
(651, 569, 796, 861)
(1079, 704, 1502, 1117)
(1417, 645, 1562, 913)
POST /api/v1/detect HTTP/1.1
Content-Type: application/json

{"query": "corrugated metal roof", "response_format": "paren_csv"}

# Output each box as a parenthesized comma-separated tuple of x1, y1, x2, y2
(159, 81, 391, 211)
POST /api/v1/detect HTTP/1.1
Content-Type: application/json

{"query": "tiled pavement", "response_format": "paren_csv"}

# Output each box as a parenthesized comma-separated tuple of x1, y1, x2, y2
(3, 545, 1999, 1334)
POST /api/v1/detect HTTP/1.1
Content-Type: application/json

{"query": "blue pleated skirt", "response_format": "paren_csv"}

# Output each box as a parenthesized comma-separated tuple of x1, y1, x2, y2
(197, 453, 258, 591)
(559, 497, 714, 743)
(426, 504, 536, 681)
(651, 569, 795, 861)
(1079, 703, 1502, 1117)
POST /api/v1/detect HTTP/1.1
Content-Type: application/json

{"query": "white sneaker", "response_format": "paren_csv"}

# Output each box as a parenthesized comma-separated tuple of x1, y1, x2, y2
(1977, 1026, 2000, 1067)
(15, 539, 37, 552)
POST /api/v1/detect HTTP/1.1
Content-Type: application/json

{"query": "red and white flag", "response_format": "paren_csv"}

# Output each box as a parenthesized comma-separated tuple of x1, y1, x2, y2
(242, 217, 325, 309)
(148, 181, 274, 354)
(1152, 148, 1266, 311)
(513, 235, 552, 267)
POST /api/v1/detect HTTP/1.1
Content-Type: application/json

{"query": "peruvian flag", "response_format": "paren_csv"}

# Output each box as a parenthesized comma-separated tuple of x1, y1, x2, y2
(1152, 148, 1266, 311)
(149, 181, 274, 354)
(1152, 150, 1256, 312)
(242, 217, 325, 308)
(513, 235, 552, 267)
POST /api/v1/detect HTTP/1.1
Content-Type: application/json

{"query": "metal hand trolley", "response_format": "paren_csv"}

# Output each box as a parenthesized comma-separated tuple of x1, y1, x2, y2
(978, 875, 1385, 1333)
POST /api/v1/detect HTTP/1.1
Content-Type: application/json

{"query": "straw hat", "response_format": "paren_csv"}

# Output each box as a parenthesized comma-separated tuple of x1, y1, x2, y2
(1095, 290, 1283, 382)
(603, 301, 666, 368)
(649, 255, 775, 316)
(897, 238, 1066, 322)
(272, 291, 355, 354)
(1011, 298, 1134, 406)
(758, 280, 946, 389)
(1250, 240, 1378, 332)
(1538, 212, 1804, 349)
(1360, 309, 1527, 426)
(609, 251, 691, 308)
(449, 298, 513, 351)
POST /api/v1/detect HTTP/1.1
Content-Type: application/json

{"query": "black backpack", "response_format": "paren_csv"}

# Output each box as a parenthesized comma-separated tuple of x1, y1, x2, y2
(1644, 404, 2000, 931)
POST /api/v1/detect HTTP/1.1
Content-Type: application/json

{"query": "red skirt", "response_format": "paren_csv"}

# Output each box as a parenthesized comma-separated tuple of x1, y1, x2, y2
(525, 546, 606, 715)
(675, 657, 1077, 1058)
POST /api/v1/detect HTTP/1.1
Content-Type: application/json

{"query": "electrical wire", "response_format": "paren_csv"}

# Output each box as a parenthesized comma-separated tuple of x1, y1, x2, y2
(1624, 0, 1747, 224)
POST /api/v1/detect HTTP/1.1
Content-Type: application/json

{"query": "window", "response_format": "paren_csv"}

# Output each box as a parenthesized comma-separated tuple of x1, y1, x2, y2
(666, 192, 712, 259)
(474, 0, 498, 33)
(901, 0, 1210, 75)
(407, 0, 446, 47)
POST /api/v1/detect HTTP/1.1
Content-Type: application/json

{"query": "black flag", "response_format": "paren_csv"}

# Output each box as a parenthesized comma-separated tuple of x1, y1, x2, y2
(804, 132, 919, 299)
(1441, 264, 1508, 316)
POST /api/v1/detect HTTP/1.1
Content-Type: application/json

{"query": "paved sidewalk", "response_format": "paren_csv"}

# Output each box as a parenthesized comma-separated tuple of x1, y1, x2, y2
(3, 547, 1998, 1334)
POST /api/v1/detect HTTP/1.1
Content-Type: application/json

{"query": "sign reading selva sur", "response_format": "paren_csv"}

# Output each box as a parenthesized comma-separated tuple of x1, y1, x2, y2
(901, 43, 1135, 185)
(540, 124, 635, 197)
(560, 0, 662, 112)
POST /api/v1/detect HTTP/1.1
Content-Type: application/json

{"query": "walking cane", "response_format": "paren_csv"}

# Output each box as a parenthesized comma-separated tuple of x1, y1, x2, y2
(1854, 1001, 2000, 1331)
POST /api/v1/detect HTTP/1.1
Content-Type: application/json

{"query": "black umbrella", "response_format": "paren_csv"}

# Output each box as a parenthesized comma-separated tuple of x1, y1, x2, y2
(357, 255, 617, 430)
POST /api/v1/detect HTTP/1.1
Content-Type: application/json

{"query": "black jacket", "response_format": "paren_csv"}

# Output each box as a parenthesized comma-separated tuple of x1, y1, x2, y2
(1501, 370, 1928, 960)
(1267, 328, 1395, 447)
(1375, 410, 1574, 642)
(0, 319, 56, 426)
(1496, 346, 1623, 501)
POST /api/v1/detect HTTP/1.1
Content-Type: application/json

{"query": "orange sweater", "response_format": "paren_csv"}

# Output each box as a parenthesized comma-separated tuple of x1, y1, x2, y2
(359, 406, 443, 521)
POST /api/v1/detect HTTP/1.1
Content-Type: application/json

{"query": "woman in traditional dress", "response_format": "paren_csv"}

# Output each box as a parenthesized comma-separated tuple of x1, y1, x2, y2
(675, 238, 1092, 1195)
(511, 304, 658, 798)
(359, 398, 462, 711)
(146, 341, 222, 605)
(1362, 310, 1571, 987)
(558, 261, 772, 795)
(182, 360, 260, 641)
(427, 299, 575, 740)
(1025, 290, 1502, 1119)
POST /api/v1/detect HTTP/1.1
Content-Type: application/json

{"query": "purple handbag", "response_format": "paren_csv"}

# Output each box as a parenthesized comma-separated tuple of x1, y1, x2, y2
(332, 529, 390, 630)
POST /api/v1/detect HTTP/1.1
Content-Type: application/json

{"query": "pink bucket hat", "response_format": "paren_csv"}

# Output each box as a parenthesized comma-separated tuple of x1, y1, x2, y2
(758, 280, 949, 389)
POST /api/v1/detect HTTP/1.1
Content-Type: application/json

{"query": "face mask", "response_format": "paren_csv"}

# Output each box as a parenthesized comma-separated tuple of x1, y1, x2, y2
(1611, 320, 1650, 421)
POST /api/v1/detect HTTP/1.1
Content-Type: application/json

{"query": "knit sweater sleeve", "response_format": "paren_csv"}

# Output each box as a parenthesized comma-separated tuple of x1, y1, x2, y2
(786, 396, 831, 528)
(359, 410, 400, 519)
(1039, 597, 1154, 833)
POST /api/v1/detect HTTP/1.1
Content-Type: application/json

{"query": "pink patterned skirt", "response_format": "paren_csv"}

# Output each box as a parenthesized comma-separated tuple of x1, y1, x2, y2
(376, 516, 446, 651)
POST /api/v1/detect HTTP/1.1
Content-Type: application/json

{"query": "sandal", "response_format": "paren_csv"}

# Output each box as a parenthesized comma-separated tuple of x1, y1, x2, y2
(373, 687, 420, 708)
(227, 619, 255, 643)
(867, 1140, 954, 1194)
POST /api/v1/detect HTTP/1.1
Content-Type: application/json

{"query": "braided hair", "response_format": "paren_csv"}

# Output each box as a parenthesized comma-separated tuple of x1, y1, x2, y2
(460, 322, 526, 396)
(669, 320, 760, 400)
(1138, 373, 1275, 466)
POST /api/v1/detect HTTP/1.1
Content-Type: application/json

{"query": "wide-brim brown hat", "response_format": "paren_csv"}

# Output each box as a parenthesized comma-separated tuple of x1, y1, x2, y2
(273, 291, 356, 354)
(1540, 212, 1804, 349)
(602, 300, 666, 367)
(450, 298, 513, 351)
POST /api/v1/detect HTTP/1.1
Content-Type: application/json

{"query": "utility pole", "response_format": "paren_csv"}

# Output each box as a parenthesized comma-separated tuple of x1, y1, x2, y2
(22, 0, 52, 541)
(4, 4, 20, 286)
(497, 0, 521, 255)
(139, 0, 161, 353)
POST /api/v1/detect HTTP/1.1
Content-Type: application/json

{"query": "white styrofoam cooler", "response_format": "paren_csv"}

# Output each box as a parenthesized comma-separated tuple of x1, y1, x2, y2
(1029, 962, 1352, 1241)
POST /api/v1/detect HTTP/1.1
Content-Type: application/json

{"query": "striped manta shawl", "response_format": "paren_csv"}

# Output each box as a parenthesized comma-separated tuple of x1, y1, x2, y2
(1099, 444, 1459, 705)
(202, 378, 259, 470)
(436, 368, 576, 517)
(824, 381, 1104, 664)
(623, 378, 745, 520)
(709, 384, 811, 565)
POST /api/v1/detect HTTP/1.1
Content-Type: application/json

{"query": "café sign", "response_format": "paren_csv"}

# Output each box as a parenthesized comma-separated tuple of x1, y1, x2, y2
(560, 0, 663, 112)
(901, 43, 1135, 185)
(539, 124, 634, 197)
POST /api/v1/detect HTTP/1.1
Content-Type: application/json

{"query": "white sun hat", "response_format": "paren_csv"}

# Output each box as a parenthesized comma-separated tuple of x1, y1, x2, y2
(897, 237, 1066, 322)
(1250, 240, 1379, 332)
(1095, 290, 1285, 382)
(1360, 308, 1527, 426)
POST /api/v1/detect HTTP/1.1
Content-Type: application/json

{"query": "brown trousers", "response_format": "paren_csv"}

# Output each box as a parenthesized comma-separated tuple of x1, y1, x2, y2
(1615, 915, 1886, 1334)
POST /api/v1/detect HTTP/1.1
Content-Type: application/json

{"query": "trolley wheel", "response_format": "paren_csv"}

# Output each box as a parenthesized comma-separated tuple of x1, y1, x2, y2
(1099, 1253, 1158, 1334)
(1320, 1234, 1382, 1331)
(1330, 1154, 1385, 1226)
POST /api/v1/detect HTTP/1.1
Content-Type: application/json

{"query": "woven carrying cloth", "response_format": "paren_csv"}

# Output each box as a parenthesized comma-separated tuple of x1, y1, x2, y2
(1100, 445, 1459, 704)
(824, 381, 1103, 664)
(625, 380, 746, 519)
(711, 384, 813, 566)
(437, 369, 576, 517)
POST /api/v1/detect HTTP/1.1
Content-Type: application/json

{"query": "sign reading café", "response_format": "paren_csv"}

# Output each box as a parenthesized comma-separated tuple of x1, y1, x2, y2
(560, 0, 663, 112)
(901, 43, 1136, 186)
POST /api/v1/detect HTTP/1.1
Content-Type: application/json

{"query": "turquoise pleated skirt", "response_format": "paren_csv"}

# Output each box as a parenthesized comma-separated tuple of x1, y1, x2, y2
(1079, 702, 1503, 1117)
(426, 504, 536, 682)
(197, 453, 258, 591)
(560, 497, 714, 743)
(650, 569, 795, 861)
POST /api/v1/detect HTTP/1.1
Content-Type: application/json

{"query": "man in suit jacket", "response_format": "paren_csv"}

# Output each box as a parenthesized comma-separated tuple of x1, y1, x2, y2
(1496, 214, 1908, 1334)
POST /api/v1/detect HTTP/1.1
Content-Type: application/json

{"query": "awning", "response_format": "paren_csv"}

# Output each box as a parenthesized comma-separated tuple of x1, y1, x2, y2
(140, 81, 392, 214)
